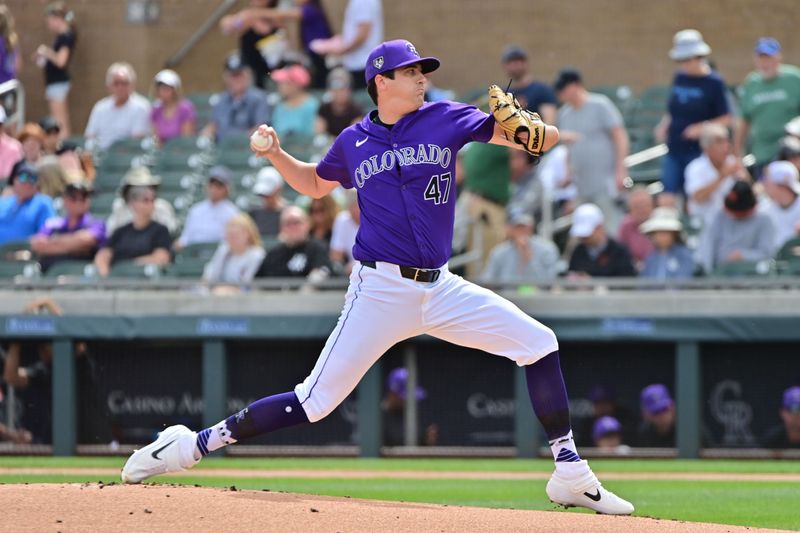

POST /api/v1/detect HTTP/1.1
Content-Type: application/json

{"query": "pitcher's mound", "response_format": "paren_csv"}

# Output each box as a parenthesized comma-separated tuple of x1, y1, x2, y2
(1, 483, 775, 532)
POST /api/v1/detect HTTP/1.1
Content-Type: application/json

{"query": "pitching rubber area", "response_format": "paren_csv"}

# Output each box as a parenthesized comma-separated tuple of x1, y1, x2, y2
(2, 483, 783, 533)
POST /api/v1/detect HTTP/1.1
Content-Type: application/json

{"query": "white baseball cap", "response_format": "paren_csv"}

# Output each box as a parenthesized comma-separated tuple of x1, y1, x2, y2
(570, 203, 605, 238)
(639, 207, 683, 234)
(154, 69, 181, 90)
(765, 160, 800, 194)
(253, 166, 283, 196)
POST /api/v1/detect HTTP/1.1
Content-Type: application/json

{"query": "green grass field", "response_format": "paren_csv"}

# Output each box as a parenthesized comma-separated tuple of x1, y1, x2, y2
(1, 457, 798, 530)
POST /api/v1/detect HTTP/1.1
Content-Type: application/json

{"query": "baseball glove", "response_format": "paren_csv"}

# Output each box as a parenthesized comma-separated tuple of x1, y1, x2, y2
(488, 84, 548, 158)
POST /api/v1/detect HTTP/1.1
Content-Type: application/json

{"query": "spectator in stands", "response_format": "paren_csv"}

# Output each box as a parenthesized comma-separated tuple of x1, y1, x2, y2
(697, 180, 775, 274)
(34, 2, 76, 138)
(308, 195, 339, 246)
(555, 68, 629, 232)
(461, 142, 511, 278)
(316, 67, 364, 137)
(639, 207, 694, 280)
(35, 155, 68, 198)
(248, 166, 286, 236)
(0, 4, 20, 84)
(0, 107, 23, 185)
(270, 64, 319, 139)
(175, 166, 240, 250)
(106, 167, 179, 236)
(17, 123, 46, 165)
(654, 30, 731, 196)
(235, 0, 333, 89)
(481, 211, 560, 284)
(762, 386, 800, 449)
(256, 205, 331, 278)
(592, 416, 627, 451)
(201, 52, 270, 143)
(220, 0, 281, 90)
(735, 38, 800, 178)
(30, 180, 104, 272)
(760, 160, 800, 250)
(0, 162, 55, 245)
(684, 123, 747, 235)
(382, 367, 438, 447)
(94, 185, 172, 276)
(309, 0, 383, 90)
(507, 149, 544, 222)
(38, 116, 61, 155)
(330, 189, 360, 274)
(500, 46, 557, 123)
(617, 186, 654, 268)
(150, 69, 196, 146)
(203, 213, 266, 285)
(567, 203, 636, 278)
(637, 384, 676, 448)
(85, 62, 151, 151)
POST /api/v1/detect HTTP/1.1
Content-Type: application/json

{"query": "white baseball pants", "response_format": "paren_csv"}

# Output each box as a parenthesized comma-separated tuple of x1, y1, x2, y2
(295, 261, 559, 422)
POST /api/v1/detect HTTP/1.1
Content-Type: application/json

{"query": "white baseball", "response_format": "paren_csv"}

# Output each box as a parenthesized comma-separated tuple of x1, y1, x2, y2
(251, 130, 273, 151)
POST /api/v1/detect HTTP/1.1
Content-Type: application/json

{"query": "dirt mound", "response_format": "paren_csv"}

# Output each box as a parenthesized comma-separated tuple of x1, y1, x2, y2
(2, 484, 779, 533)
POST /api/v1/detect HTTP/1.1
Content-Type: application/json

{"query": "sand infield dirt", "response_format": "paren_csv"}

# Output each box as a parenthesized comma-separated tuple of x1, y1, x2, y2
(1, 483, 786, 533)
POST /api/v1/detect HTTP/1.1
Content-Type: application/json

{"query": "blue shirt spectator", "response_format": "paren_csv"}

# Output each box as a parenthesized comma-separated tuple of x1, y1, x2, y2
(0, 162, 56, 245)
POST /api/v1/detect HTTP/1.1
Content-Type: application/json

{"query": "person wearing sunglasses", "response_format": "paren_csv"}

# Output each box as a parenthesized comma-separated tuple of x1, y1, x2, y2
(30, 180, 105, 272)
(0, 161, 56, 245)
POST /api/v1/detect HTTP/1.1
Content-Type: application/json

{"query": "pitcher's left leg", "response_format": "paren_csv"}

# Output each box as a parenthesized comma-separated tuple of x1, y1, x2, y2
(424, 274, 634, 515)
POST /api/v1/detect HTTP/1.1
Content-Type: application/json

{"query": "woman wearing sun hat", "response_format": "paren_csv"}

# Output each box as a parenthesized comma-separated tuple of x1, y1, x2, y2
(639, 207, 695, 280)
(654, 29, 732, 197)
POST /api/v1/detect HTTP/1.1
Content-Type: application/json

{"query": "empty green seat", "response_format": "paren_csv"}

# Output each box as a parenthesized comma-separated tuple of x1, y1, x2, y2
(0, 240, 33, 262)
(713, 259, 775, 277)
(0, 261, 40, 279)
(45, 261, 94, 278)
(109, 261, 166, 279)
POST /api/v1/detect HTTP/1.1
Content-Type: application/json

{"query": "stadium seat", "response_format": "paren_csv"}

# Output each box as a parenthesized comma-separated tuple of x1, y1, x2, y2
(45, 261, 94, 278)
(352, 89, 376, 112)
(176, 241, 219, 263)
(713, 259, 775, 277)
(0, 240, 33, 262)
(109, 261, 166, 279)
(161, 135, 211, 155)
(776, 237, 800, 262)
(169, 258, 208, 278)
(89, 193, 118, 216)
(106, 137, 153, 154)
(590, 85, 634, 114)
(0, 261, 40, 279)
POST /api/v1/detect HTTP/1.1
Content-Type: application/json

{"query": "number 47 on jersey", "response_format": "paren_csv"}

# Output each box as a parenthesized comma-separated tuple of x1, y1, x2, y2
(424, 172, 452, 205)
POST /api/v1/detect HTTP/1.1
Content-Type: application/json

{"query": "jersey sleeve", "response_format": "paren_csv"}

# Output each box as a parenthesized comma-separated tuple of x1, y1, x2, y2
(447, 101, 496, 147)
(315, 134, 354, 188)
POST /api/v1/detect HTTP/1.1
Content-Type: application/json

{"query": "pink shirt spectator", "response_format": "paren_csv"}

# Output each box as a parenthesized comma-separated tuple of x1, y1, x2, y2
(150, 99, 196, 144)
(0, 133, 23, 183)
(617, 214, 654, 265)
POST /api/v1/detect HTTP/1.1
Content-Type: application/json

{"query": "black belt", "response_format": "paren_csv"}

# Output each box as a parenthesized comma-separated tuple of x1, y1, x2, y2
(361, 261, 441, 283)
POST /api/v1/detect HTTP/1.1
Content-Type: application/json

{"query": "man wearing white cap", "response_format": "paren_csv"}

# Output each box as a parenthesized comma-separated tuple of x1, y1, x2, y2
(567, 203, 636, 277)
(760, 160, 800, 249)
(248, 166, 286, 237)
(735, 38, 800, 176)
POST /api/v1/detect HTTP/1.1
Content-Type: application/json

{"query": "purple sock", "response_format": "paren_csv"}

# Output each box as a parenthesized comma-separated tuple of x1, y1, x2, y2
(525, 350, 573, 442)
(196, 391, 308, 457)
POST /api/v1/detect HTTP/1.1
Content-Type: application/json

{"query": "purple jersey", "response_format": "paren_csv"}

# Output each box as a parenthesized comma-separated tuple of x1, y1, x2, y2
(316, 100, 495, 268)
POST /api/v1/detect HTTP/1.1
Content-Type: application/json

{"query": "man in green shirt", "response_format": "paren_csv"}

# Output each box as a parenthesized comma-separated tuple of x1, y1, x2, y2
(736, 38, 800, 178)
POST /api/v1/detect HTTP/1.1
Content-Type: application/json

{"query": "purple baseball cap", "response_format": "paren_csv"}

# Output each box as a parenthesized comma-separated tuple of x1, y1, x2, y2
(592, 416, 622, 442)
(387, 367, 427, 400)
(641, 384, 674, 415)
(783, 386, 800, 413)
(755, 37, 781, 57)
(365, 39, 440, 84)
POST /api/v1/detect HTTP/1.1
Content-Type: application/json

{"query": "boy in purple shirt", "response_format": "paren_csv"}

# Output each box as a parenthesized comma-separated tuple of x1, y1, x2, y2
(123, 39, 633, 516)
(31, 180, 106, 272)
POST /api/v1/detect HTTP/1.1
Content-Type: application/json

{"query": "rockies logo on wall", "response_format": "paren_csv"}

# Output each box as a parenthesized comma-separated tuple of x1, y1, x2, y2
(373, 56, 384, 69)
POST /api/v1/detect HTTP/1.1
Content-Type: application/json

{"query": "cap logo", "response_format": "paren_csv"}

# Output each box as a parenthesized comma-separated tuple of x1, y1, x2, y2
(373, 56, 384, 69)
(406, 42, 419, 57)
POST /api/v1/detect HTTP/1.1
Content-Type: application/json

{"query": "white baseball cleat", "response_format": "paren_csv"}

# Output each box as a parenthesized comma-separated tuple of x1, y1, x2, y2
(121, 424, 200, 484)
(546, 460, 634, 515)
